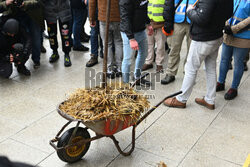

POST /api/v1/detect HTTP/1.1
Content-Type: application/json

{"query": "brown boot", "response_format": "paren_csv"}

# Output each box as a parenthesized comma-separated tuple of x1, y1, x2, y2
(142, 64, 153, 71)
(195, 97, 215, 110)
(164, 97, 186, 108)
(156, 65, 163, 73)
(86, 54, 98, 67)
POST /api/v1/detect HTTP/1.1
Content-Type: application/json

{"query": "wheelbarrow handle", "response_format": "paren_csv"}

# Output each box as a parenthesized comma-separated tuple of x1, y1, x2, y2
(136, 91, 182, 126)
(131, 72, 150, 88)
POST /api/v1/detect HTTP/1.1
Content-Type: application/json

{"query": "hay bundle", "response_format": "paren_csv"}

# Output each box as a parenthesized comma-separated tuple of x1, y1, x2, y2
(59, 83, 150, 122)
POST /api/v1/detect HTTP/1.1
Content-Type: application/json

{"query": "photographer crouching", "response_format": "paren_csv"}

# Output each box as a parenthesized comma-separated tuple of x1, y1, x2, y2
(0, 18, 31, 78)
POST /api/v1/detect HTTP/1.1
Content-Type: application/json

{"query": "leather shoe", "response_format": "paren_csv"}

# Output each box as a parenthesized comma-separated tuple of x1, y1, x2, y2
(142, 64, 153, 71)
(156, 65, 163, 73)
(195, 97, 215, 110)
(216, 82, 225, 92)
(161, 75, 175, 85)
(164, 97, 186, 108)
(224, 88, 237, 100)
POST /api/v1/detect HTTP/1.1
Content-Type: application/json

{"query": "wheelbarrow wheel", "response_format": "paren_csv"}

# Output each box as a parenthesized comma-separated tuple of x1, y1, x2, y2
(57, 127, 91, 163)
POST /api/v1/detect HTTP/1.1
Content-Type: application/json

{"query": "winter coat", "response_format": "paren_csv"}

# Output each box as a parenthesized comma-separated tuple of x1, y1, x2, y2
(41, 0, 72, 23)
(187, 0, 233, 41)
(119, 0, 150, 39)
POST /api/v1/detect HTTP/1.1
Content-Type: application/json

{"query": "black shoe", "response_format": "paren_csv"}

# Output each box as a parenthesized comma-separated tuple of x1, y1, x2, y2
(136, 78, 151, 87)
(114, 67, 122, 77)
(73, 45, 89, 52)
(86, 55, 98, 67)
(33, 62, 40, 69)
(17, 65, 31, 76)
(107, 68, 115, 79)
(224, 88, 237, 100)
(216, 82, 225, 92)
(100, 50, 104, 59)
(244, 62, 248, 71)
(41, 45, 46, 53)
(80, 35, 90, 43)
(64, 54, 72, 67)
(161, 75, 175, 85)
(49, 51, 59, 63)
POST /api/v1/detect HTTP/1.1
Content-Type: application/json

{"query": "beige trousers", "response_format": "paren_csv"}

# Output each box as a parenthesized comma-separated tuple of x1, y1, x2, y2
(146, 28, 166, 66)
(166, 23, 191, 76)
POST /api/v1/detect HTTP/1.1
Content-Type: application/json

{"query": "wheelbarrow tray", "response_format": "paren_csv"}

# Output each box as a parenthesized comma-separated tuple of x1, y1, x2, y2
(57, 103, 138, 136)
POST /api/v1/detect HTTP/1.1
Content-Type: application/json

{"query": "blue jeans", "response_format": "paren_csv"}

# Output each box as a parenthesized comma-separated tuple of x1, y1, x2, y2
(218, 43, 248, 89)
(72, 8, 84, 47)
(16, 14, 42, 63)
(121, 30, 148, 83)
(90, 20, 103, 57)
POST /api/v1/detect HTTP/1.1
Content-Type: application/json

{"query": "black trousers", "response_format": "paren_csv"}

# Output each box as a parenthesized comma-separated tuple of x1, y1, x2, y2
(0, 61, 12, 78)
(46, 20, 71, 54)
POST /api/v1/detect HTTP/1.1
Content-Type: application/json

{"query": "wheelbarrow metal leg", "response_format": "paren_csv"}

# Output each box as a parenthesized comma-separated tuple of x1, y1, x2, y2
(109, 125, 136, 156)
(68, 121, 81, 145)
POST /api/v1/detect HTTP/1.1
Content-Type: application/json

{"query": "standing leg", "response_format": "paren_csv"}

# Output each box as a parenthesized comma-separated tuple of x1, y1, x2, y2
(59, 20, 72, 67)
(121, 32, 133, 83)
(113, 22, 123, 77)
(46, 21, 59, 63)
(155, 28, 166, 72)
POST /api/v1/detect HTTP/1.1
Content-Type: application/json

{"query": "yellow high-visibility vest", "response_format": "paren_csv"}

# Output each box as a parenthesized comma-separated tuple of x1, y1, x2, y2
(148, 0, 165, 22)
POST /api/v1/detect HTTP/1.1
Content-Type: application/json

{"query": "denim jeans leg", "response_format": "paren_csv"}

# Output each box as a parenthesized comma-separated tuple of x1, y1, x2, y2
(72, 8, 84, 47)
(30, 21, 42, 63)
(90, 21, 100, 58)
(218, 43, 233, 84)
(134, 30, 148, 79)
(121, 32, 133, 83)
(231, 47, 248, 89)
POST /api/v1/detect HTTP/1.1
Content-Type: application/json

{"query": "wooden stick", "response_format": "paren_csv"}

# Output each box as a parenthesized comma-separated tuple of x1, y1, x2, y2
(193, 0, 199, 7)
(102, 0, 111, 88)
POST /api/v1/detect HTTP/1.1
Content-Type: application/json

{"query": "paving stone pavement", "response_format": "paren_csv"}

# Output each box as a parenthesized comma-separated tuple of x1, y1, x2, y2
(0, 32, 249, 167)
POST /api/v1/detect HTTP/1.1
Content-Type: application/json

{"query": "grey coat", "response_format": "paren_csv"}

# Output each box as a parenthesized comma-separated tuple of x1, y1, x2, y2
(42, 0, 72, 23)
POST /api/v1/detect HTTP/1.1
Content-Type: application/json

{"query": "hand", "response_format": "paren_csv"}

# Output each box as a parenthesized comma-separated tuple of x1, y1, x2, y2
(224, 25, 233, 35)
(163, 25, 172, 34)
(5, 0, 14, 6)
(147, 25, 154, 36)
(90, 20, 96, 27)
(187, 5, 194, 12)
(10, 54, 14, 62)
(129, 39, 139, 50)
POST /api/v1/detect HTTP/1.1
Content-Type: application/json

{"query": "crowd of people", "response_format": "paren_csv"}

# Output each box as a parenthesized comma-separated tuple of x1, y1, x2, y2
(0, 0, 249, 109)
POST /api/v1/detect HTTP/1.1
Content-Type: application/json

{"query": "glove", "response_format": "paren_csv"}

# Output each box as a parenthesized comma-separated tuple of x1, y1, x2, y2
(163, 23, 172, 34)
(224, 25, 233, 35)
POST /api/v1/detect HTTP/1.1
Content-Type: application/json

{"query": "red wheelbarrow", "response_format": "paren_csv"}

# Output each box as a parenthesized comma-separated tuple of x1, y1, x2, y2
(49, 91, 182, 163)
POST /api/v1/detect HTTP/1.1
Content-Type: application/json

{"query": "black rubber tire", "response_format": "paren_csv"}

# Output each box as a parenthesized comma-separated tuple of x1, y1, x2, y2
(57, 127, 91, 163)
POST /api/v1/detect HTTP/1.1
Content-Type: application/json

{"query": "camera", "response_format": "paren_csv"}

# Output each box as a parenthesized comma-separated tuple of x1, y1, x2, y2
(13, 0, 24, 7)
(6, 43, 24, 63)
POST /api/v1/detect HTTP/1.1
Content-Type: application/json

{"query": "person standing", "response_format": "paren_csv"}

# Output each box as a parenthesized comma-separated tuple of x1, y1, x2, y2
(89, 0, 123, 79)
(42, 0, 72, 67)
(216, 0, 250, 100)
(142, 0, 166, 73)
(161, 0, 196, 84)
(119, 0, 153, 86)
(164, 0, 233, 110)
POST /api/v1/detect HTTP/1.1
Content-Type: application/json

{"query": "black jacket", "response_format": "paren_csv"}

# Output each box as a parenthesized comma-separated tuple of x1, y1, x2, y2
(70, 0, 86, 9)
(119, 0, 150, 40)
(0, 27, 31, 62)
(163, 0, 175, 32)
(187, 0, 233, 41)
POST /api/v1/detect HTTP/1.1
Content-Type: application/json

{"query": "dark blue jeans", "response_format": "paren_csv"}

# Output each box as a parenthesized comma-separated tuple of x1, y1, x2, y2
(72, 8, 85, 47)
(218, 43, 248, 89)
(16, 14, 42, 64)
(90, 20, 103, 58)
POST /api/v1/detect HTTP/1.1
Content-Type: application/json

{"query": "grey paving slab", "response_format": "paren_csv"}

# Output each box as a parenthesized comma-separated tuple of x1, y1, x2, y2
(179, 149, 241, 167)
(192, 126, 249, 166)
(0, 80, 31, 105)
(108, 148, 178, 167)
(0, 116, 25, 143)
(0, 98, 54, 126)
(0, 139, 48, 165)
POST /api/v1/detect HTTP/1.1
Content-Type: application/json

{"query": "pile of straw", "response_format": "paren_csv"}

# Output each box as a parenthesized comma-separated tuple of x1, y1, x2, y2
(59, 83, 150, 122)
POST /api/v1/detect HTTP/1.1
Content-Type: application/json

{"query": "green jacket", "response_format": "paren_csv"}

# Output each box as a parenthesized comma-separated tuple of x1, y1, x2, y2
(0, 0, 44, 29)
